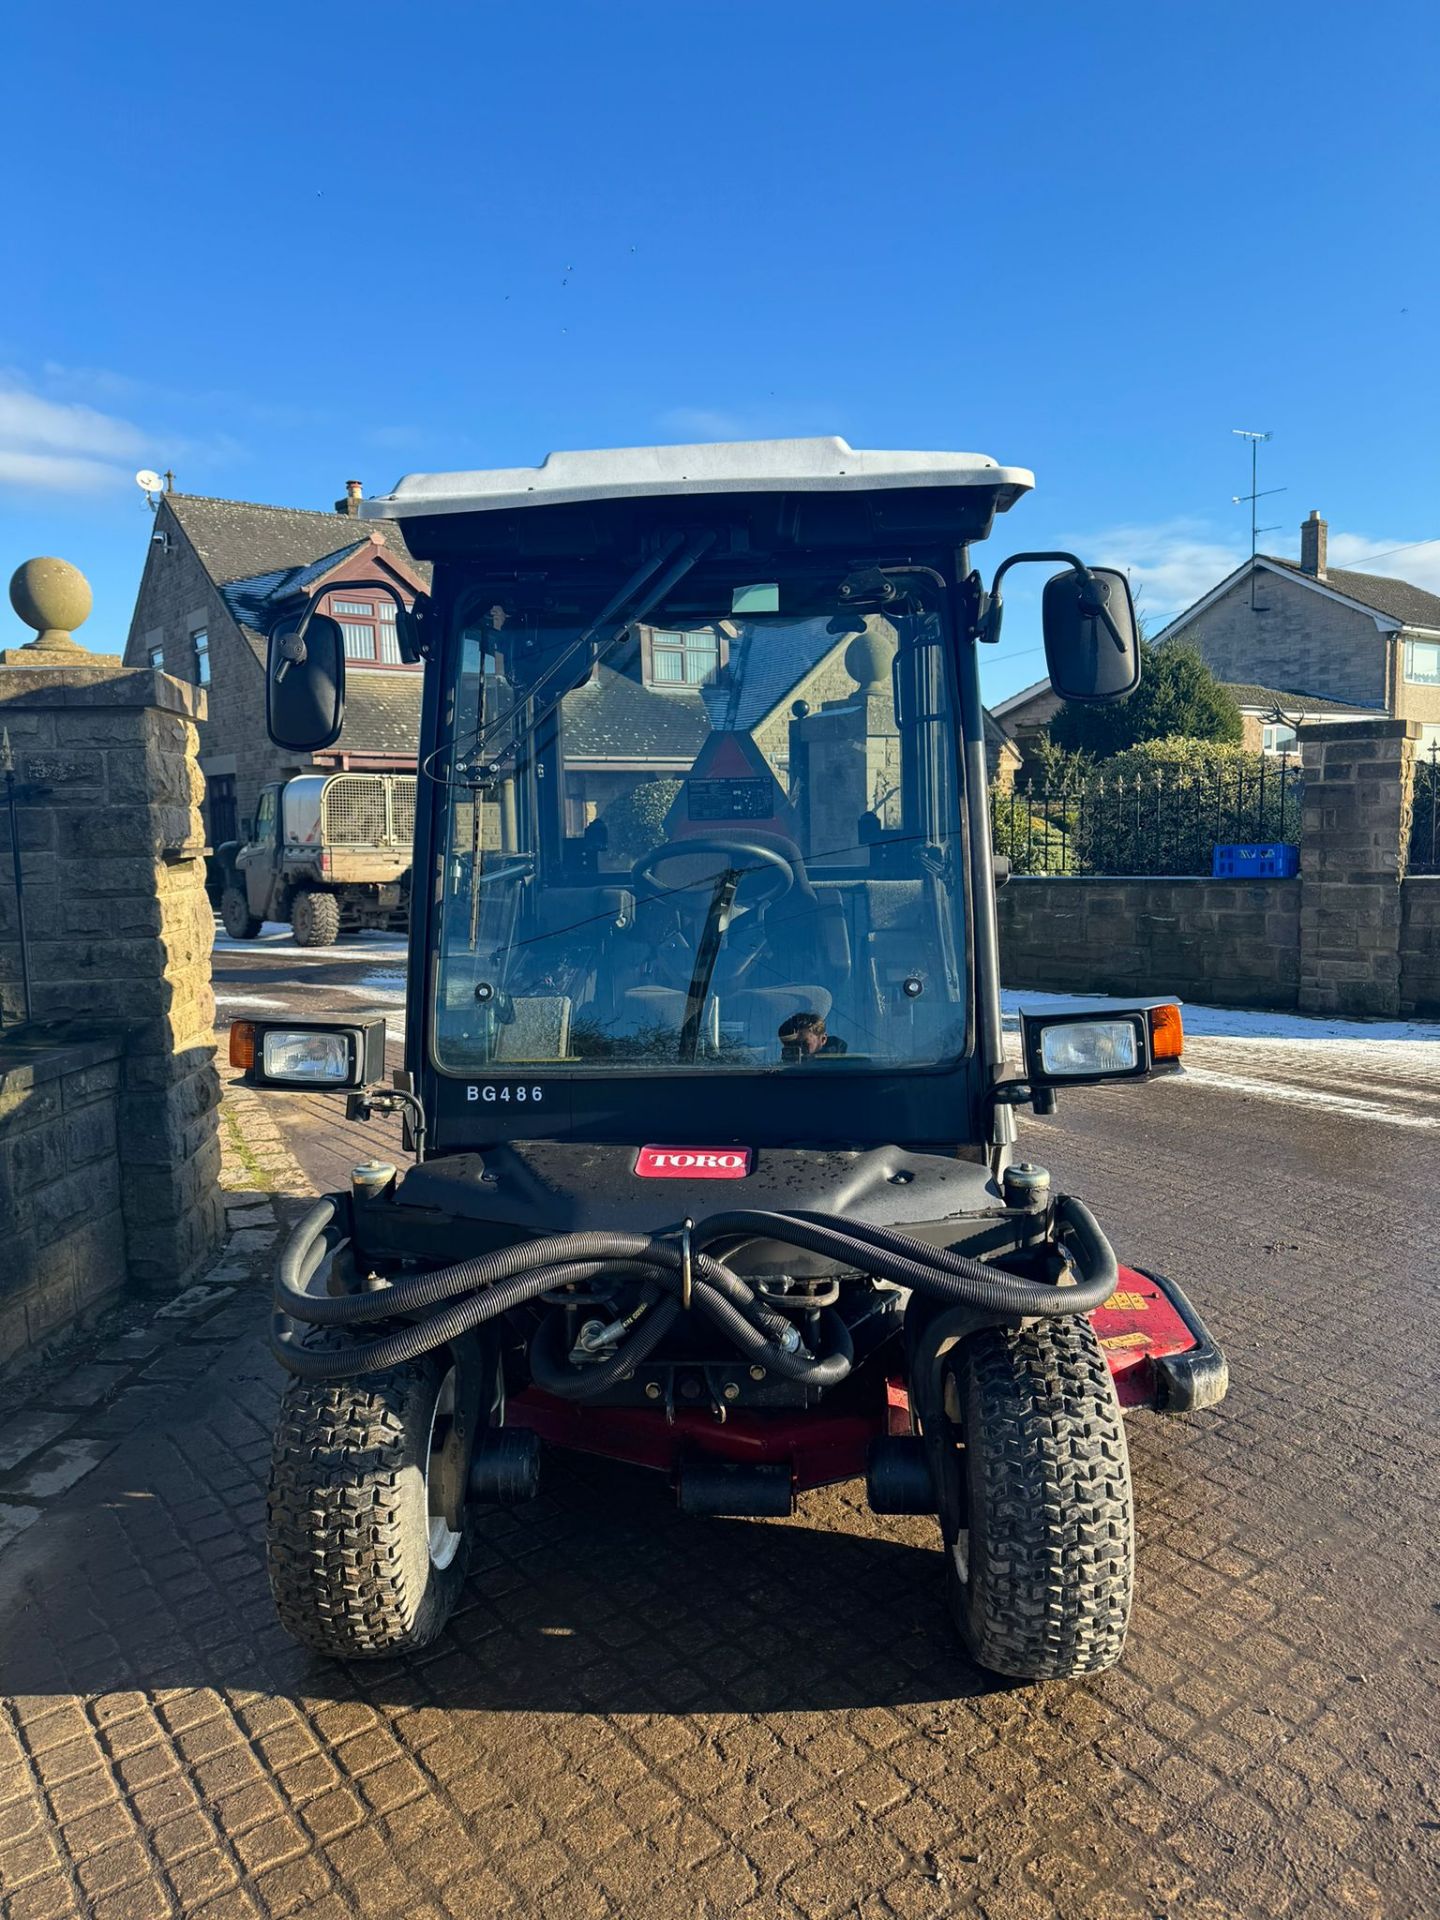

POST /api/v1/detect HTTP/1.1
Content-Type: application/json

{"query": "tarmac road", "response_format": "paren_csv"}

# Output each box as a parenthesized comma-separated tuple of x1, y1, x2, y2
(2, 928, 1434, 1920)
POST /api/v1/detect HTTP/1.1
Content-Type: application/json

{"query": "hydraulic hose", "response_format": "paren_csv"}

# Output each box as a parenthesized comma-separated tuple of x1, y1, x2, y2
(270, 1192, 1115, 1384)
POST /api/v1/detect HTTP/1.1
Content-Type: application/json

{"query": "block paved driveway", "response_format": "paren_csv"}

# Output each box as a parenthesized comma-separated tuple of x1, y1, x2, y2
(2, 940, 1438, 1919)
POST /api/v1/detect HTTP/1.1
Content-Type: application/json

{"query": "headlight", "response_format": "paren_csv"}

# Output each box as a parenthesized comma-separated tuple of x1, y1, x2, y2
(228, 1016, 386, 1090)
(261, 1029, 351, 1083)
(1038, 1019, 1139, 1077)
(1018, 1000, 1183, 1091)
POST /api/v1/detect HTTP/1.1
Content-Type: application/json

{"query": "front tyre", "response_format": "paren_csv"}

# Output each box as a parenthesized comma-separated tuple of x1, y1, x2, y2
(290, 888, 341, 948)
(267, 1355, 471, 1659)
(220, 887, 262, 940)
(945, 1318, 1133, 1680)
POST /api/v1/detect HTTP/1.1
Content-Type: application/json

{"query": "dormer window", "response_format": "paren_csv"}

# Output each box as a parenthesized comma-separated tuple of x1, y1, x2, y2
(644, 627, 722, 688)
(325, 594, 415, 668)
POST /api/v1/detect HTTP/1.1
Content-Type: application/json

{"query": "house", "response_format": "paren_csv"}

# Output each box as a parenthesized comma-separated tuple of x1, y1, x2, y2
(123, 484, 429, 848)
(1156, 510, 1440, 754)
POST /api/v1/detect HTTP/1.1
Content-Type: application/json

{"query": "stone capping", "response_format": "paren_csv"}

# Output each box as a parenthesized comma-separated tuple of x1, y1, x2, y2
(1296, 716, 1420, 743)
(0, 663, 206, 720)
(0, 1026, 125, 1093)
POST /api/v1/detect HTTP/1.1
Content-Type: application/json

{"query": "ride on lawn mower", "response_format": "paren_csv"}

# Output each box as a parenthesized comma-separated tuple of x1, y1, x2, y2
(236, 438, 1227, 1681)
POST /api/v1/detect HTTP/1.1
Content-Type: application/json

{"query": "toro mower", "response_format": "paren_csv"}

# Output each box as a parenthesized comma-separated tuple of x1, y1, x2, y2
(237, 438, 1226, 1681)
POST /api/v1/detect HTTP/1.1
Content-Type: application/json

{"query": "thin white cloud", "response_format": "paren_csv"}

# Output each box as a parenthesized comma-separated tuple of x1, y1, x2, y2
(1076, 517, 1440, 629)
(0, 370, 245, 495)
(1077, 518, 1247, 624)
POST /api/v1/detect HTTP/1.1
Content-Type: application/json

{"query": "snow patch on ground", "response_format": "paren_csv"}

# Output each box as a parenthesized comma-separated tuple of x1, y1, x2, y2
(212, 920, 409, 960)
(1001, 989, 1438, 1046)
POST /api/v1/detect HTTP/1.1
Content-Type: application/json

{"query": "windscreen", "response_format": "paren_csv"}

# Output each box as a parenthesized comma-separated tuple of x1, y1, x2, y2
(431, 573, 967, 1073)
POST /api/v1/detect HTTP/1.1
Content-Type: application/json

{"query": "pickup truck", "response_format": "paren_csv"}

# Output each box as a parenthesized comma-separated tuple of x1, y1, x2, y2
(216, 771, 414, 946)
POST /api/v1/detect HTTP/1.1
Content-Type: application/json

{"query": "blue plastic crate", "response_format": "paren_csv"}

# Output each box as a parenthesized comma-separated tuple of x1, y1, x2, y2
(1212, 842, 1298, 878)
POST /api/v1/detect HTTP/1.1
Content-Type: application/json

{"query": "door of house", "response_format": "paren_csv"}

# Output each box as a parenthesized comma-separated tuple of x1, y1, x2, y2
(207, 774, 238, 849)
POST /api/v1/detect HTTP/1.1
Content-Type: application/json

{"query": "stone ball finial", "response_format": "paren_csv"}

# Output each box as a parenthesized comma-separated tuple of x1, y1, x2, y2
(844, 621, 897, 691)
(9, 557, 93, 653)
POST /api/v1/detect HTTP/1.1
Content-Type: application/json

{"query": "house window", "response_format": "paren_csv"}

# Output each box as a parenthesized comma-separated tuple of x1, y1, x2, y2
(1261, 723, 1297, 754)
(1404, 639, 1440, 686)
(192, 629, 211, 686)
(647, 629, 721, 688)
(148, 644, 164, 668)
(325, 594, 415, 668)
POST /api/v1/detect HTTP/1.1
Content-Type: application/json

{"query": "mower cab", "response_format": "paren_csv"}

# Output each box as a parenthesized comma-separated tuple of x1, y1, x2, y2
(245, 437, 1226, 1682)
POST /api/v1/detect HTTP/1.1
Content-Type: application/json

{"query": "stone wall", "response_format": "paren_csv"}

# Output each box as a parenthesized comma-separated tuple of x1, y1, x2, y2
(997, 721, 1432, 1021)
(998, 876, 1301, 1009)
(0, 652, 223, 1365)
(1400, 878, 1440, 1016)
(0, 1032, 126, 1368)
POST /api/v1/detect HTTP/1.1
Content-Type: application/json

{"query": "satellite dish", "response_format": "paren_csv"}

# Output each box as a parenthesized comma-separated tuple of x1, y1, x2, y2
(135, 469, 162, 494)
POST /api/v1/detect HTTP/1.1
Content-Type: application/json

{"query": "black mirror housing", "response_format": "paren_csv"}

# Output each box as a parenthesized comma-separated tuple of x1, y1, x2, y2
(266, 611, 345, 751)
(1042, 566, 1140, 703)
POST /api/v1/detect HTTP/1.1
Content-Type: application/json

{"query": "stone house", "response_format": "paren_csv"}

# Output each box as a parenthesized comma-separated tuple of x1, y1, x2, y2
(123, 485, 429, 848)
(1157, 510, 1440, 755)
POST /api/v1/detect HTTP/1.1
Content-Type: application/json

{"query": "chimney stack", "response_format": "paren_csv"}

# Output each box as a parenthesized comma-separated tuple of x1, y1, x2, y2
(1300, 509, 1327, 579)
(335, 479, 363, 516)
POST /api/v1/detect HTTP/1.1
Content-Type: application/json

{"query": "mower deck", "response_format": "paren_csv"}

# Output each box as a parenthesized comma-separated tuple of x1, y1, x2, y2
(500, 1264, 1226, 1496)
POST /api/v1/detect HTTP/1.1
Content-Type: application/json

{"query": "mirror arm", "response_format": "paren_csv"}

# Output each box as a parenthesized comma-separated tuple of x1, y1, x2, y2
(973, 550, 1128, 653)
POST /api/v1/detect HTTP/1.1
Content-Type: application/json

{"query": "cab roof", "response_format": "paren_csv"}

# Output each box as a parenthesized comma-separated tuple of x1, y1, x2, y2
(362, 436, 1035, 521)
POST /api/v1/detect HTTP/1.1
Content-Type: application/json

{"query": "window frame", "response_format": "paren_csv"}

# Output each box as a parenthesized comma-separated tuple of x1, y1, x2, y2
(642, 625, 726, 690)
(321, 588, 418, 671)
(1404, 637, 1440, 687)
(191, 627, 211, 687)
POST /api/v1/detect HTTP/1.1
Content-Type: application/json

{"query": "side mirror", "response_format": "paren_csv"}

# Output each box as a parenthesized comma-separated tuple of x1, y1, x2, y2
(266, 612, 345, 751)
(1041, 567, 1140, 703)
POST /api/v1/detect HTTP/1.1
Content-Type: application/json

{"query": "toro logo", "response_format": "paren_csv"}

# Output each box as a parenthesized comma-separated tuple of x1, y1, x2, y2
(635, 1145, 752, 1179)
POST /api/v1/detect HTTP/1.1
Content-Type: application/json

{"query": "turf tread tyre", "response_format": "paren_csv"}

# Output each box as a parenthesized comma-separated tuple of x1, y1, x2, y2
(291, 889, 341, 948)
(267, 1358, 469, 1659)
(220, 887, 262, 940)
(950, 1317, 1133, 1680)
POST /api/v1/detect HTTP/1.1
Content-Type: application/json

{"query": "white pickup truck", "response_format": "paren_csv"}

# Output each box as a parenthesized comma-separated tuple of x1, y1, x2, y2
(216, 771, 415, 946)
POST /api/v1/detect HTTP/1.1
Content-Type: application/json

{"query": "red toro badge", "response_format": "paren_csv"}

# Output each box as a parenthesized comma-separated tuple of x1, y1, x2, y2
(635, 1146, 752, 1179)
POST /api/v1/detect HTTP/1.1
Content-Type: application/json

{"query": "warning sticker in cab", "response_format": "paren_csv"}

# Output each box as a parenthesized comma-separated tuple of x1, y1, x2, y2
(634, 1146, 752, 1178)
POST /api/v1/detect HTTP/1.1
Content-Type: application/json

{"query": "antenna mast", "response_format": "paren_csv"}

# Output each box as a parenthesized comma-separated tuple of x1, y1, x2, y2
(1232, 429, 1284, 613)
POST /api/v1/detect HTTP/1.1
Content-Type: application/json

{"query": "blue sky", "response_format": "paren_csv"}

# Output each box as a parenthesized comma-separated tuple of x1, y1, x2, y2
(3, 0, 1438, 700)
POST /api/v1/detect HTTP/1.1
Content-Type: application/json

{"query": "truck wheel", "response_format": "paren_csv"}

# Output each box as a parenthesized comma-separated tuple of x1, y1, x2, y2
(267, 1355, 471, 1659)
(291, 889, 341, 947)
(944, 1318, 1133, 1681)
(220, 887, 262, 940)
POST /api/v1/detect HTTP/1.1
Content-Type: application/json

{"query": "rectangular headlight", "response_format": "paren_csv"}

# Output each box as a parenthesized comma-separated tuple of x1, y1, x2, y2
(1039, 1019, 1139, 1077)
(228, 1016, 386, 1090)
(261, 1029, 351, 1083)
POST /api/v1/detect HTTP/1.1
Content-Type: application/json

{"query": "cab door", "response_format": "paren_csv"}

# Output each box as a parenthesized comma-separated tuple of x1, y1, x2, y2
(238, 785, 282, 918)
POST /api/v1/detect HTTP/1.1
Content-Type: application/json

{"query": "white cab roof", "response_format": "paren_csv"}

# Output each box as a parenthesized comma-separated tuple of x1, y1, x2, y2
(361, 437, 1035, 520)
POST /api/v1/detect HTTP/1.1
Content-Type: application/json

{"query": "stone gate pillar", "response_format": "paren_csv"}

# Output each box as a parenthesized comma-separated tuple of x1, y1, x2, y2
(1, 559, 222, 1294)
(1297, 716, 1419, 1017)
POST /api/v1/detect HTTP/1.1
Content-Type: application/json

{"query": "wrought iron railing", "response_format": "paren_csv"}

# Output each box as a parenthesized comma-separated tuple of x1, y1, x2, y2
(992, 754, 1303, 877)
(1411, 743, 1440, 876)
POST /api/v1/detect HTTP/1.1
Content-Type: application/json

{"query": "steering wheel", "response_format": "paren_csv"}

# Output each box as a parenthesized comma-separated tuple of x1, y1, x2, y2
(632, 836, 796, 910)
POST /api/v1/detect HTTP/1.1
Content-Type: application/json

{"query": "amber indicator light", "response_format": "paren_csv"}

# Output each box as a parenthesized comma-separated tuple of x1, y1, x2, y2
(229, 1022, 256, 1069)
(1148, 1003, 1183, 1061)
